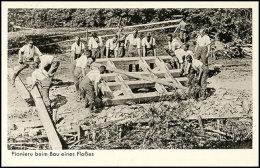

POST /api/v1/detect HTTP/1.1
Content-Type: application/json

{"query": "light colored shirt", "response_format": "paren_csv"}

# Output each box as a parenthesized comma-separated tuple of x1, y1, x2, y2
(39, 55, 54, 77)
(186, 50, 194, 56)
(88, 37, 103, 49)
(192, 59, 203, 71)
(142, 37, 155, 48)
(126, 34, 141, 48)
(19, 44, 42, 61)
(32, 69, 48, 84)
(197, 35, 211, 47)
(179, 21, 187, 31)
(105, 38, 119, 50)
(39, 55, 54, 72)
(174, 48, 186, 63)
(86, 69, 101, 83)
(75, 55, 88, 69)
(71, 42, 85, 54)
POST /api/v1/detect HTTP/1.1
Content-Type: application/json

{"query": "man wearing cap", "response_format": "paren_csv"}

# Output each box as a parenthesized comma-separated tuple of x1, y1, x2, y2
(29, 55, 60, 117)
(105, 35, 119, 58)
(12, 39, 43, 85)
(88, 32, 104, 58)
(73, 51, 95, 95)
(194, 28, 211, 99)
(71, 36, 85, 62)
(79, 65, 106, 112)
(142, 32, 156, 57)
(125, 29, 141, 57)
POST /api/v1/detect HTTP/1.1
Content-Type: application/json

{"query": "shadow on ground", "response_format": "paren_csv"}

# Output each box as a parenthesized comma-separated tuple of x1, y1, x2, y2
(52, 79, 74, 87)
(52, 94, 68, 109)
(208, 68, 221, 78)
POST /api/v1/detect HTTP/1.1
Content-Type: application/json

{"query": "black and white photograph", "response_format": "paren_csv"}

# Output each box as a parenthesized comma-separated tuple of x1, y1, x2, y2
(1, 1, 259, 167)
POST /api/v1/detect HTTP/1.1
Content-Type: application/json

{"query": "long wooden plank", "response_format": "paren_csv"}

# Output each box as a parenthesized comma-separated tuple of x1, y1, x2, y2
(107, 59, 134, 98)
(155, 57, 184, 89)
(29, 80, 63, 150)
(186, 114, 251, 120)
(138, 58, 168, 94)
(8, 68, 31, 100)
(96, 56, 172, 63)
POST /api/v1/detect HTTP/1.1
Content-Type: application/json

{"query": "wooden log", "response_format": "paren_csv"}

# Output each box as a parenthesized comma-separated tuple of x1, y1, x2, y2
(198, 115, 205, 134)
(187, 114, 250, 120)
(8, 68, 31, 100)
(30, 83, 63, 150)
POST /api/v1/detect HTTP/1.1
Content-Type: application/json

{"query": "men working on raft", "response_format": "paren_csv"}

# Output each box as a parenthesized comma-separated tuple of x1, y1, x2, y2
(30, 55, 60, 117)
(79, 65, 106, 112)
(183, 54, 203, 98)
(125, 29, 141, 57)
(194, 28, 211, 100)
(71, 36, 85, 62)
(88, 32, 104, 58)
(105, 35, 119, 58)
(142, 32, 156, 57)
(117, 28, 127, 57)
(12, 39, 43, 85)
(73, 51, 95, 96)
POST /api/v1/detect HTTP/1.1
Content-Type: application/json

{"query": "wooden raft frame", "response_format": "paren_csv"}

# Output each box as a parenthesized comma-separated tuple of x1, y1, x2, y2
(95, 56, 188, 106)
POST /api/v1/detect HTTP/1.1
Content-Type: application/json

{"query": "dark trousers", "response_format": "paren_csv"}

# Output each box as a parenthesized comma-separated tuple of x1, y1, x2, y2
(74, 54, 82, 60)
(73, 67, 83, 92)
(79, 77, 95, 109)
(127, 45, 139, 57)
(13, 60, 36, 79)
(118, 46, 125, 57)
(91, 48, 104, 58)
(144, 48, 155, 56)
(38, 61, 60, 115)
(194, 46, 208, 98)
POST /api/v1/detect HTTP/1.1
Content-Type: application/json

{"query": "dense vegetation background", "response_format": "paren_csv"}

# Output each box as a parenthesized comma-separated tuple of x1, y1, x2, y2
(8, 8, 252, 54)
(8, 8, 252, 43)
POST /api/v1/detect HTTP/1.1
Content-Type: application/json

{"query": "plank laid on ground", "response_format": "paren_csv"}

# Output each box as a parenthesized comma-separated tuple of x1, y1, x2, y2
(186, 114, 251, 120)
(29, 78, 62, 150)
(8, 68, 31, 100)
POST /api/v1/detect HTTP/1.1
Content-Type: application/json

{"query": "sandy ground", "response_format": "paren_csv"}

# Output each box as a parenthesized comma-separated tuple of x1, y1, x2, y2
(7, 55, 253, 148)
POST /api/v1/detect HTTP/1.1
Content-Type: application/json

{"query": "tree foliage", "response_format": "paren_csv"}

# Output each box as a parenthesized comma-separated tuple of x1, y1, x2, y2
(8, 8, 252, 43)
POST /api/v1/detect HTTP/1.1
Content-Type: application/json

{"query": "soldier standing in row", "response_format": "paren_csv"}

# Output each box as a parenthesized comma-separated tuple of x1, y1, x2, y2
(142, 32, 156, 57)
(71, 36, 85, 62)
